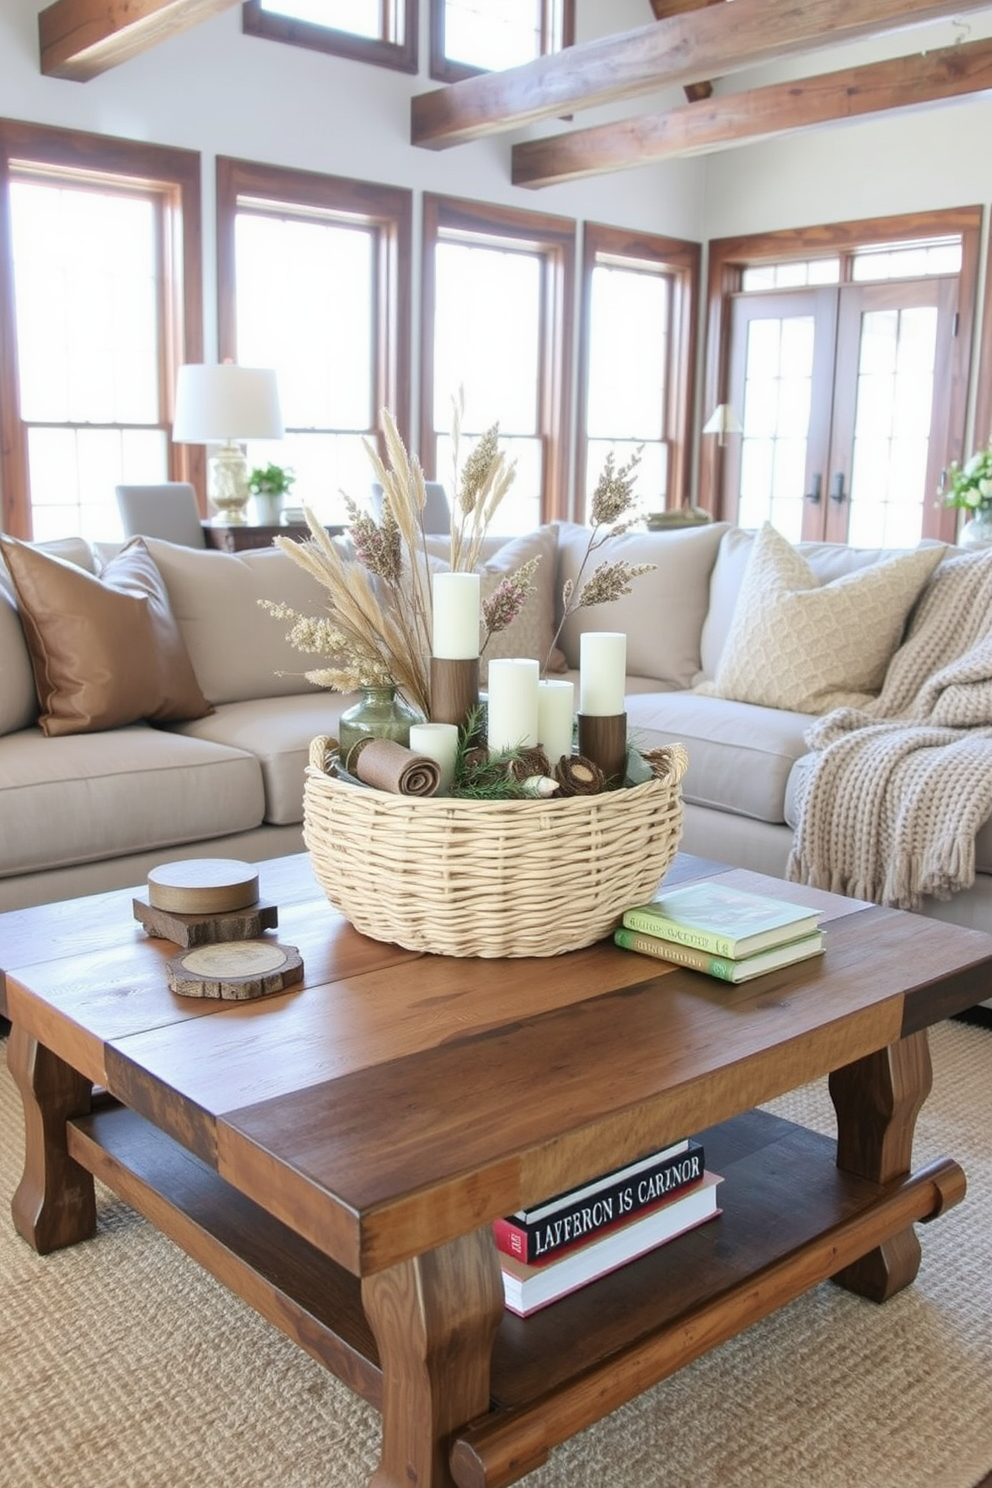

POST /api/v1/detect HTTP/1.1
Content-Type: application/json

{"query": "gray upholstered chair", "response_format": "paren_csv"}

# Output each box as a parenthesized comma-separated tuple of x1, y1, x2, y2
(371, 479, 450, 534)
(115, 482, 206, 548)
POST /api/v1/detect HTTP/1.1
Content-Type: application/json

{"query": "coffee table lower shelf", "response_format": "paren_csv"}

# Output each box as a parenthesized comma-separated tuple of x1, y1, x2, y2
(66, 1104, 963, 1488)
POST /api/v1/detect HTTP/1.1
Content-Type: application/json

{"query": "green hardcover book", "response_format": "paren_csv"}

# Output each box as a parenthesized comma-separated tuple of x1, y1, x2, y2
(614, 926, 825, 982)
(622, 881, 821, 958)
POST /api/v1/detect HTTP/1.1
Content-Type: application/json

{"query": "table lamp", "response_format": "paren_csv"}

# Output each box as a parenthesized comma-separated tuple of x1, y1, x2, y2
(173, 364, 283, 524)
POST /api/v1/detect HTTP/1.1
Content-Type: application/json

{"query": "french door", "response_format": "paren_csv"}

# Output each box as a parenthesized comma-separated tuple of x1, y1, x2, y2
(720, 277, 959, 546)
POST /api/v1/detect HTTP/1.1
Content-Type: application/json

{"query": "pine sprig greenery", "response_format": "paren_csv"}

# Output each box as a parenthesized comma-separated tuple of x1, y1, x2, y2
(543, 447, 656, 675)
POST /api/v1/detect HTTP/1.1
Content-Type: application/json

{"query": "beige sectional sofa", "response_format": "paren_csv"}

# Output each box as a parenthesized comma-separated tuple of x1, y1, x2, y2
(2, 521, 991, 976)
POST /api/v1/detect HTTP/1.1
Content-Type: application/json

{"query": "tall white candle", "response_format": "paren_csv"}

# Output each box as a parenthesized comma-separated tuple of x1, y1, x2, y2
(579, 631, 626, 717)
(409, 722, 460, 793)
(487, 658, 540, 753)
(537, 678, 575, 763)
(432, 572, 480, 660)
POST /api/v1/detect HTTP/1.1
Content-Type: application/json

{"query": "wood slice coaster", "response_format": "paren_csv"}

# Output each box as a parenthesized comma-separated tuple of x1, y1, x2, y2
(166, 941, 304, 1001)
(132, 897, 279, 948)
(147, 859, 260, 915)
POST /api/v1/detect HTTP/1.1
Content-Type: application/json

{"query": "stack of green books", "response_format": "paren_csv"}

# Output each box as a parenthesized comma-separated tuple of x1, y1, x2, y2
(616, 880, 824, 983)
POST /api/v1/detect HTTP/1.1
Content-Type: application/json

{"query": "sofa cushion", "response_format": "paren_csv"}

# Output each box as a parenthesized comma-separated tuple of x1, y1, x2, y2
(698, 525, 946, 680)
(1, 537, 103, 737)
(697, 523, 944, 713)
(0, 725, 264, 877)
(627, 690, 815, 823)
(0, 536, 212, 737)
(555, 521, 729, 688)
(146, 539, 335, 705)
(170, 691, 357, 826)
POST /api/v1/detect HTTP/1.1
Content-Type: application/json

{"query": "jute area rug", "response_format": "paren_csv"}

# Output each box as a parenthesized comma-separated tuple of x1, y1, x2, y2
(1, 1019, 990, 1488)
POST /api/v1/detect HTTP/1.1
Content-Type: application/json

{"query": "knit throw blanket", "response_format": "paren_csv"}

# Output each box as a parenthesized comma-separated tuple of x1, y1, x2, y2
(786, 546, 992, 909)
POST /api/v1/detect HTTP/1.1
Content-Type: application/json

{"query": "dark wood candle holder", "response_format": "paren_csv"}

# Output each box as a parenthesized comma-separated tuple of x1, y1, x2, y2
(577, 711, 628, 785)
(430, 655, 480, 729)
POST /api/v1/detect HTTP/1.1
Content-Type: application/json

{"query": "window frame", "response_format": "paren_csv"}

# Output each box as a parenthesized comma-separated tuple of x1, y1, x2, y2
(0, 119, 203, 540)
(578, 222, 700, 516)
(420, 191, 575, 526)
(702, 207, 982, 545)
(216, 156, 413, 486)
(429, 0, 574, 84)
(242, 1, 418, 73)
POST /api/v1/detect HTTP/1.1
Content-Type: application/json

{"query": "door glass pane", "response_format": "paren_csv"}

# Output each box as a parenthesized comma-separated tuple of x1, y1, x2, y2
(738, 314, 814, 538)
(847, 305, 938, 548)
(236, 210, 375, 522)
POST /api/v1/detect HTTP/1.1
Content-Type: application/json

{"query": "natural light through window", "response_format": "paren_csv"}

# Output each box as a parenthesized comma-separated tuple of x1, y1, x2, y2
(586, 260, 670, 515)
(260, 0, 380, 35)
(10, 179, 166, 540)
(739, 315, 815, 542)
(235, 209, 378, 522)
(443, 0, 544, 70)
(433, 239, 543, 533)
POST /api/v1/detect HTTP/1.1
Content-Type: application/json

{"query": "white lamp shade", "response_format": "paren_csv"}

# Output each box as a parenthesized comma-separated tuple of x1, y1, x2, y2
(173, 364, 284, 443)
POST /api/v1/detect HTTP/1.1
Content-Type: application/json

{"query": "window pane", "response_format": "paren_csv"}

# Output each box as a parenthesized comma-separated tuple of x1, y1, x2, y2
(261, 0, 381, 36)
(738, 314, 814, 534)
(444, 0, 542, 70)
(436, 432, 541, 534)
(587, 264, 667, 440)
(433, 242, 541, 434)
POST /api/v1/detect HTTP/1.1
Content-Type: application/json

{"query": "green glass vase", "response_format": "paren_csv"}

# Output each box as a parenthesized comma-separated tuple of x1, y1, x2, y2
(338, 685, 423, 770)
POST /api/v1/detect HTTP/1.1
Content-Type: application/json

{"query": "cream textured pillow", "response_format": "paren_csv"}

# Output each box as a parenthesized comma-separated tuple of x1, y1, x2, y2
(0, 535, 212, 736)
(697, 522, 944, 713)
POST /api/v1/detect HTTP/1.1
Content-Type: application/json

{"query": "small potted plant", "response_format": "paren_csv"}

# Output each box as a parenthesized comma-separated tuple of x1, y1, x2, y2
(248, 462, 296, 525)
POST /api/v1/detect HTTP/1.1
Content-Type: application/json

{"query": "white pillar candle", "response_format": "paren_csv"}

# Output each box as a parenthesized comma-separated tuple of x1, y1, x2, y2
(579, 631, 627, 717)
(432, 572, 481, 660)
(537, 678, 575, 763)
(408, 722, 460, 793)
(486, 658, 540, 753)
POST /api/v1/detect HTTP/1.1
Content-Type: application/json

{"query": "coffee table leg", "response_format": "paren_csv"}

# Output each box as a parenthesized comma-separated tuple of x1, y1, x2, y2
(827, 1028, 933, 1302)
(7, 1024, 96, 1254)
(362, 1226, 505, 1488)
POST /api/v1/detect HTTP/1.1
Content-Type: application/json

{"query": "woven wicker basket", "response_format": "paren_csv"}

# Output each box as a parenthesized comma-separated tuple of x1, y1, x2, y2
(303, 735, 688, 958)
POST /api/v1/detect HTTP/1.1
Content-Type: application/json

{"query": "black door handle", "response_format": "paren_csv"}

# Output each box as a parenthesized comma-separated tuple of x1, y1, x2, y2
(830, 472, 846, 503)
(805, 472, 822, 504)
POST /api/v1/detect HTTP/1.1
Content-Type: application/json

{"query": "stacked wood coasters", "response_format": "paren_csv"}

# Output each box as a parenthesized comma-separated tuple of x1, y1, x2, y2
(132, 858, 304, 1001)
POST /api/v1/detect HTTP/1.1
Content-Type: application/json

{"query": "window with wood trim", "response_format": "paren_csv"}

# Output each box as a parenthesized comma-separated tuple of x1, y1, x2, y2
(0, 122, 202, 542)
(421, 193, 574, 534)
(430, 0, 573, 83)
(702, 208, 981, 548)
(242, 1, 417, 72)
(579, 224, 699, 519)
(216, 158, 412, 524)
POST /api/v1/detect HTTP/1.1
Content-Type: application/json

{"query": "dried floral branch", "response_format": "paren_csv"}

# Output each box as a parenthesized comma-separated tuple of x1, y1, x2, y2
(480, 556, 540, 653)
(542, 447, 655, 675)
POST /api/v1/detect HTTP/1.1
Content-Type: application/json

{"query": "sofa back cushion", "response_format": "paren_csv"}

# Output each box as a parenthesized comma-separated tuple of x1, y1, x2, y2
(699, 524, 946, 680)
(697, 522, 945, 713)
(146, 538, 335, 704)
(0, 536, 212, 736)
(555, 521, 729, 688)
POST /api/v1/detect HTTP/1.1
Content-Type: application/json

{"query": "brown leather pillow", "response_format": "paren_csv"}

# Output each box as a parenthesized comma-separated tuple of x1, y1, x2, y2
(0, 535, 212, 736)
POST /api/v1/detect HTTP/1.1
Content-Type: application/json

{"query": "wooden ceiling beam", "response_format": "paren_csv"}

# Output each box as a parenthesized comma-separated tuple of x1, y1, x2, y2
(512, 36, 992, 187)
(411, 0, 992, 149)
(650, 0, 725, 100)
(38, 0, 240, 82)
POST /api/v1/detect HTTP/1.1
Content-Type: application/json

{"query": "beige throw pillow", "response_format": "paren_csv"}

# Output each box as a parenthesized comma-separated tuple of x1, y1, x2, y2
(697, 522, 944, 713)
(0, 535, 212, 736)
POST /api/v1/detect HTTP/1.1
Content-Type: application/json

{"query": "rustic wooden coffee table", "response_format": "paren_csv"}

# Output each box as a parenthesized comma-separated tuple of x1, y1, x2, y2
(3, 853, 991, 1488)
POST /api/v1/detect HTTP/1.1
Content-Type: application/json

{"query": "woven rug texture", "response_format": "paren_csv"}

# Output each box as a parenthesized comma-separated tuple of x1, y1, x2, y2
(0, 1019, 990, 1488)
